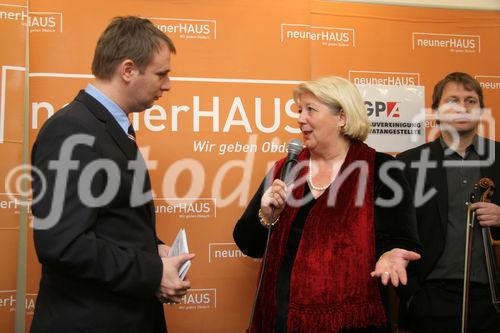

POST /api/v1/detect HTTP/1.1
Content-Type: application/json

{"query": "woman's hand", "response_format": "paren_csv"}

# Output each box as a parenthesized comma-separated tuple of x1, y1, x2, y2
(370, 248, 421, 287)
(260, 179, 288, 223)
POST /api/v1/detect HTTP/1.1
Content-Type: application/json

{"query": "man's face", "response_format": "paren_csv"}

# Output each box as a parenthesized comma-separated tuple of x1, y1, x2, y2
(130, 43, 172, 112)
(437, 81, 481, 136)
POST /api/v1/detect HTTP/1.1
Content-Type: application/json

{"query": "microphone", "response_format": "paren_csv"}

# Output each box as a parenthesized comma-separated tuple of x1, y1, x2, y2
(280, 139, 304, 184)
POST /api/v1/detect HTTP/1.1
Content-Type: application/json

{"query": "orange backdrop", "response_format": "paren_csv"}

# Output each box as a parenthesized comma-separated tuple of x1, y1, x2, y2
(0, 0, 499, 332)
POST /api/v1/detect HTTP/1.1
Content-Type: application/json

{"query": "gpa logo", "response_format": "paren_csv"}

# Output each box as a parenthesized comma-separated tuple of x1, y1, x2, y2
(365, 101, 400, 118)
(149, 17, 216, 40)
(177, 288, 216, 311)
(412, 32, 480, 53)
(281, 23, 355, 47)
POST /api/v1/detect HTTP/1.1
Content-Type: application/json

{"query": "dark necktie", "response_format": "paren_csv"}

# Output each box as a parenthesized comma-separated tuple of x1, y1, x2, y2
(127, 124, 136, 143)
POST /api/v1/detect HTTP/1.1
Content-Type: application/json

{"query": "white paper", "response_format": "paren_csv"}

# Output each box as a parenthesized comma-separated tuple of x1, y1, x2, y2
(168, 228, 191, 280)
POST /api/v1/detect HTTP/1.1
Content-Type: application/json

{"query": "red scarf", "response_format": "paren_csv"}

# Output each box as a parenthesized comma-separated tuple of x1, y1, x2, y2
(250, 141, 386, 332)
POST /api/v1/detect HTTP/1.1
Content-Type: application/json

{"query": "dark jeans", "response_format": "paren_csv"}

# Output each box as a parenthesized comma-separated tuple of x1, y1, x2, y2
(408, 279, 500, 333)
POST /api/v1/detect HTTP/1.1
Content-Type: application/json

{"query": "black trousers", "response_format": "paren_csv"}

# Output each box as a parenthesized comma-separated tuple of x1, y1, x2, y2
(408, 280, 500, 333)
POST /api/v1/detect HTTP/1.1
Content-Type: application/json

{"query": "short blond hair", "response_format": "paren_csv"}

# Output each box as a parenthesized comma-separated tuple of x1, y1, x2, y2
(293, 76, 370, 141)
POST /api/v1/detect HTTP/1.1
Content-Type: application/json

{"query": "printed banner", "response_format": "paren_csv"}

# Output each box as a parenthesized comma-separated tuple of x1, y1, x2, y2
(360, 84, 425, 152)
(0, 0, 498, 332)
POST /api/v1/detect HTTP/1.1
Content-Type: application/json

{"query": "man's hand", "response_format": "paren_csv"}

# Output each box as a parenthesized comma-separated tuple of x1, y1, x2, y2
(158, 244, 170, 258)
(156, 253, 195, 304)
(471, 202, 500, 227)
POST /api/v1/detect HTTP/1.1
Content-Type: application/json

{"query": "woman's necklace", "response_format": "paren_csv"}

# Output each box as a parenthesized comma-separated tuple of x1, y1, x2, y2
(308, 157, 334, 191)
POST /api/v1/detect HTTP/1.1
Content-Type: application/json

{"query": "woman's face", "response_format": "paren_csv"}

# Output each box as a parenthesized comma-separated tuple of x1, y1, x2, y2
(297, 92, 345, 153)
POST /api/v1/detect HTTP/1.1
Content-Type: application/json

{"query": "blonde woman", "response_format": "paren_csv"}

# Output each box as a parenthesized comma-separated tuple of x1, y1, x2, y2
(234, 76, 421, 333)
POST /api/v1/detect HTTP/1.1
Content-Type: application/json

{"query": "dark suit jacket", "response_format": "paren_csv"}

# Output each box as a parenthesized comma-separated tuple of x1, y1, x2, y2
(396, 137, 500, 322)
(30, 91, 166, 333)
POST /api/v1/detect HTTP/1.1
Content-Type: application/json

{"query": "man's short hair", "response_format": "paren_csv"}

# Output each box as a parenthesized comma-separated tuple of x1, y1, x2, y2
(91, 16, 176, 80)
(431, 72, 484, 110)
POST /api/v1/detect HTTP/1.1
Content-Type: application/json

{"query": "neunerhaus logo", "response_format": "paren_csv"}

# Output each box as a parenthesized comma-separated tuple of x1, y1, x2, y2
(150, 17, 216, 40)
(476, 75, 500, 90)
(412, 32, 480, 53)
(177, 288, 216, 310)
(349, 71, 419, 86)
(0, 5, 62, 33)
(27, 12, 62, 33)
(154, 198, 215, 219)
(0, 291, 36, 313)
(281, 23, 354, 47)
(208, 243, 249, 263)
(0, 6, 27, 22)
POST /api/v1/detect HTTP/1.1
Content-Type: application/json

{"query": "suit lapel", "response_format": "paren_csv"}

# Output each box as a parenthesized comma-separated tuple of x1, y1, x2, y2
(75, 90, 138, 160)
(428, 139, 449, 232)
(75, 91, 156, 227)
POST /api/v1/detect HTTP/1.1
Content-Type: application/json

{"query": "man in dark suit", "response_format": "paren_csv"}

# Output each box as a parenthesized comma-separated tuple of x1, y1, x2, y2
(30, 16, 194, 332)
(397, 72, 500, 332)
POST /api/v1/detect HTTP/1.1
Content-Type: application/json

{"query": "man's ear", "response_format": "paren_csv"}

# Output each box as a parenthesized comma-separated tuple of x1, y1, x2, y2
(118, 59, 136, 82)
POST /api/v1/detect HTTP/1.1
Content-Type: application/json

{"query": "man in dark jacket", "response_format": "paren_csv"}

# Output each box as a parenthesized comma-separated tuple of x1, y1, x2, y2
(397, 72, 500, 332)
(30, 16, 194, 333)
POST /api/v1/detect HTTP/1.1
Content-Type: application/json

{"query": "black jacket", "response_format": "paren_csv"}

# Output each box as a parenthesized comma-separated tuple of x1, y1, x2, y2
(30, 91, 166, 333)
(396, 137, 500, 321)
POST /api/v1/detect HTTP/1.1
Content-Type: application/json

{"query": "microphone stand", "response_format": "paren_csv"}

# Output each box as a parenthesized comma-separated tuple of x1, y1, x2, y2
(247, 157, 299, 332)
(247, 207, 276, 332)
